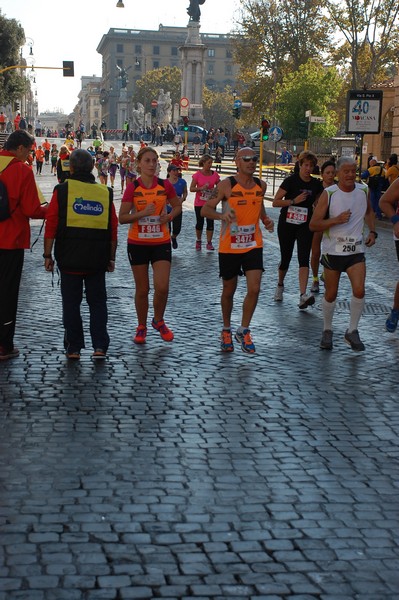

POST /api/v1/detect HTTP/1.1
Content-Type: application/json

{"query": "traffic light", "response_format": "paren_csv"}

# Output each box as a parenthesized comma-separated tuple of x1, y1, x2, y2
(261, 118, 270, 141)
(233, 107, 241, 119)
(299, 120, 308, 139)
(183, 116, 189, 131)
(15, 101, 20, 111)
(151, 108, 156, 117)
(62, 61, 74, 77)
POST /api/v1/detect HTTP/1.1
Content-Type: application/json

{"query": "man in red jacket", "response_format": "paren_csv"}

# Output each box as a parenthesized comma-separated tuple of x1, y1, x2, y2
(0, 130, 47, 360)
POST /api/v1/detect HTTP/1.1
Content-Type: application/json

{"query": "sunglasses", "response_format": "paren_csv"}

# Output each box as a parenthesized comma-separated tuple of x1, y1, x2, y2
(240, 155, 258, 163)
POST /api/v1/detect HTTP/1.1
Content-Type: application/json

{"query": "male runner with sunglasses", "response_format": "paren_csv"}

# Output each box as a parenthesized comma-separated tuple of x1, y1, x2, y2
(201, 147, 274, 353)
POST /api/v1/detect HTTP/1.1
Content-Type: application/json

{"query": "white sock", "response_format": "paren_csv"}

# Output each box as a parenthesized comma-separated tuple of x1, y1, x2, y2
(348, 296, 365, 332)
(237, 326, 245, 334)
(322, 297, 336, 331)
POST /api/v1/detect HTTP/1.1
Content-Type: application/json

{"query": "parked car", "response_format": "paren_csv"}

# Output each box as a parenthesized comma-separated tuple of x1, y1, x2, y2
(249, 131, 261, 148)
(176, 125, 207, 142)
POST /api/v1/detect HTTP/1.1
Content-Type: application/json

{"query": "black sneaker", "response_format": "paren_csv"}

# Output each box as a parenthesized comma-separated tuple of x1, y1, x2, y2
(344, 329, 365, 352)
(0, 346, 19, 361)
(92, 349, 107, 360)
(320, 330, 333, 350)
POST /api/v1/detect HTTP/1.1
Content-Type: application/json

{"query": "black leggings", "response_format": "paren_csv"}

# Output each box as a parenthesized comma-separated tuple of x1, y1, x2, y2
(195, 206, 214, 232)
(169, 212, 183, 237)
(277, 218, 313, 271)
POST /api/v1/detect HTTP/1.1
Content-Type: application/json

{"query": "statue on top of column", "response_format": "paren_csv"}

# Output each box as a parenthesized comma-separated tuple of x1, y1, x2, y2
(187, 0, 206, 22)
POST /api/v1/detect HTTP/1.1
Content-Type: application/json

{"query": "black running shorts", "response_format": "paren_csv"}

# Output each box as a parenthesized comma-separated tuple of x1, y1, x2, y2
(219, 247, 264, 280)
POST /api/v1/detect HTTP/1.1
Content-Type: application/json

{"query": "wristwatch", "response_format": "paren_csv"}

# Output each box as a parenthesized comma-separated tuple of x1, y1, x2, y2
(43, 253, 52, 259)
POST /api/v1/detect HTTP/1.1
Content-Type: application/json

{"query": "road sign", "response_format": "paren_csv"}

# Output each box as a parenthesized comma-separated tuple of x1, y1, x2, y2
(346, 90, 383, 134)
(180, 97, 190, 108)
(234, 99, 242, 108)
(309, 116, 326, 123)
(190, 103, 202, 109)
(355, 133, 362, 144)
(180, 107, 189, 117)
(269, 126, 283, 142)
(241, 102, 253, 108)
(151, 100, 158, 107)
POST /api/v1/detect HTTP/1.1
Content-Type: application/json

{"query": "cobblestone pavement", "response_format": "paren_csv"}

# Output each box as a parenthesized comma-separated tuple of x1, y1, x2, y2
(0, 144, 398, 599)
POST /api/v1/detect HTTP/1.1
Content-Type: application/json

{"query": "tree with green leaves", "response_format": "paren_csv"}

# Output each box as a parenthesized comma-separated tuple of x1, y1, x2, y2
(0, 11, 27, 107)
(132, 66, 182, 115)
(203, 87, 237, 129)
(326, 0, 399, 89)
(275, 60, 343, 139)
(232, 0, 332, 118)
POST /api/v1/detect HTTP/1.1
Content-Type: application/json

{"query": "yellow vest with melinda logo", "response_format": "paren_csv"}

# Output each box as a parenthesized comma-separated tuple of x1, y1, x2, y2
(55, 179, 112, 271)
(65, 179, 110, 229)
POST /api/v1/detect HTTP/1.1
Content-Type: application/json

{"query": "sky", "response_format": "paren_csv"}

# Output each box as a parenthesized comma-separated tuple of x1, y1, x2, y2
(1, 0, 239, 115)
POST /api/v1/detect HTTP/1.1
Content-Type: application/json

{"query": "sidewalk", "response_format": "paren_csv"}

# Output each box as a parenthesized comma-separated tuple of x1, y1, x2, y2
(0, 151, 398, 599)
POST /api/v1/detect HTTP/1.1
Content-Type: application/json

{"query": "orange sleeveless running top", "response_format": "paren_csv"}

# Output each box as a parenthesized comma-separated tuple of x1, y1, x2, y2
(219, 176, 264, 254)
(127, 178, 170, 245)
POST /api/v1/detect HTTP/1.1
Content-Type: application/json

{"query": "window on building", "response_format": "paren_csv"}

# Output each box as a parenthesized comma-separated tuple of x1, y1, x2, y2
(153, 45, 160, 55)
(135, 45, 142, 54)
(226, 49, 232, 59)
(208, 48, 215, 57)
(153, 61, 160, 69)
(135, 61, 141, 71)
(117, 59, 123, 68)
(225, 64, 233, 75)
(116, 44, 124, 53)
(94, 110, 99, 119)
(171, 47, 178, 56)
(207, 63, 214, 75)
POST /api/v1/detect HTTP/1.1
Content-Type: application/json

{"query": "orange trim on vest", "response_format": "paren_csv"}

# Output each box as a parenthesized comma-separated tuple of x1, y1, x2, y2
(128, 181, 170, 244)
(219, 178, 264, 254)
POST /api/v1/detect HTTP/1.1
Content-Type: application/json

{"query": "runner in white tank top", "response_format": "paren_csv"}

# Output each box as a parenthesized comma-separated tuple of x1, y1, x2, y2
(310, 157, 377, 352)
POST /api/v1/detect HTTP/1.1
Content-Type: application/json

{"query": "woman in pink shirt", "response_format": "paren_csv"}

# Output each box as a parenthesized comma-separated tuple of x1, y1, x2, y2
(190, 154, 220, 251)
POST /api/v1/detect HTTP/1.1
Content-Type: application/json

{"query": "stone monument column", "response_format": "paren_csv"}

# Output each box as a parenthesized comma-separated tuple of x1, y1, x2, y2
(180, 19, 206, 126)
(117, 88, 129, 130)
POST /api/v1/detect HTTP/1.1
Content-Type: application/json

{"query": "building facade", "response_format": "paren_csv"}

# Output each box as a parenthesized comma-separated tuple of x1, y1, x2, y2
(96, 24, 238, 130)
(76, 76, 102, 134)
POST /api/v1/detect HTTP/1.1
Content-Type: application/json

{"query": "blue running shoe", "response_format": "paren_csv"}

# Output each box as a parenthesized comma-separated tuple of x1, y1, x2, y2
(386, 308, 399, 333)
(220, 329, 234, 352)
(235, 328, 256, 354)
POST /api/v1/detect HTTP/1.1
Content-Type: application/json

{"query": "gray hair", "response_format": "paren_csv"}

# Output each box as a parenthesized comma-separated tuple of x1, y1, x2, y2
(69, 149, 94, 174)
(336, 156, 357, 170)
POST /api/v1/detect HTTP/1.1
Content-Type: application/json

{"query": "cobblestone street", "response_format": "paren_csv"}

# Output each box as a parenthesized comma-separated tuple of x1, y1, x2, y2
(0, 146, 398, 599)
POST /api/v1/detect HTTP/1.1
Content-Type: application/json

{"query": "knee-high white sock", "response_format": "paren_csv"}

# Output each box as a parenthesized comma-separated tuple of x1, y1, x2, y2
(348, 296, 365, 332)
(322, 297, 336, 331)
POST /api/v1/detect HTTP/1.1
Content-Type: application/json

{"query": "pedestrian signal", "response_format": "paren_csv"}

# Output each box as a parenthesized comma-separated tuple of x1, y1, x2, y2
(299, 121, 307, 139)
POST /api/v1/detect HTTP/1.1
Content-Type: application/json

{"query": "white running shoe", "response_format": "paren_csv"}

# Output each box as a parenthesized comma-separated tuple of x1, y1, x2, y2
(299, 293, 315, 309)
(274, 284, 284, 302)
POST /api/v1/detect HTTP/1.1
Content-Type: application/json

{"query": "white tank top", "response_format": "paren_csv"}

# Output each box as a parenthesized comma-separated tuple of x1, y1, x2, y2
(322, 183, 368, 256)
